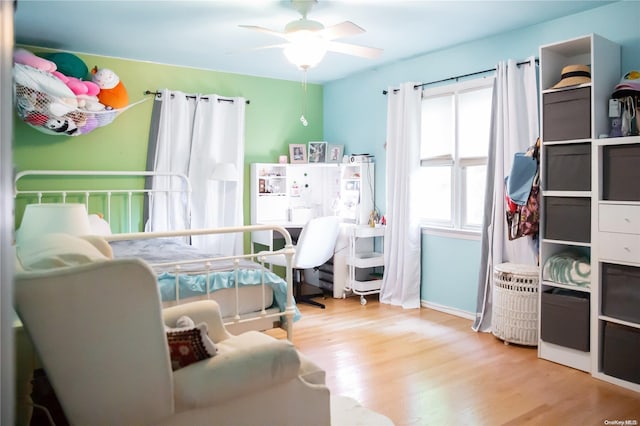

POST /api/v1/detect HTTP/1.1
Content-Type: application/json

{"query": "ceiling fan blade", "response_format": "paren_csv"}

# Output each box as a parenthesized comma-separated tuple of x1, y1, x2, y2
(327, 41, 383, 59)
(320, 21, 365, 40)
(239, 25, 289, 40)
(227, 43, 290, 55)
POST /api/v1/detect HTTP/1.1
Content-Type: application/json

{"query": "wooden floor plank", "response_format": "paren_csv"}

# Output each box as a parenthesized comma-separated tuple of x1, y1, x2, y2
(266, 296, 640, 425)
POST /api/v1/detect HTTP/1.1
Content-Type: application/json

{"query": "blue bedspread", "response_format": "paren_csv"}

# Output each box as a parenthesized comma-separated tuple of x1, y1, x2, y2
(110, 238, 300, 321)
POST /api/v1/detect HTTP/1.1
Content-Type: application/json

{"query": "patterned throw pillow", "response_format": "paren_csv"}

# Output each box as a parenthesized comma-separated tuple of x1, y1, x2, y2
(165, 316, 217, 371)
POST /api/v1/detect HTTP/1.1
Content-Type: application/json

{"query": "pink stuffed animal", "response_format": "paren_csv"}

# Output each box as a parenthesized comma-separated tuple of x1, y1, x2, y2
(13, 48, 56, 72)
(68, 77, 100, 96)
(52, 71, 100, 96)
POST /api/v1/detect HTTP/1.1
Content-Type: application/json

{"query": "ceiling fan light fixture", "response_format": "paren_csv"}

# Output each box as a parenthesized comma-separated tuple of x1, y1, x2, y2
(283, 32, 327, 69)
(240, 1, 382, 69)
(284, 18, 324, 33)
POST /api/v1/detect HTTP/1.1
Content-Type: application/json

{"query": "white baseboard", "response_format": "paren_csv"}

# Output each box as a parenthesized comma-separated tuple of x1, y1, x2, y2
(421, 300, 475, 321)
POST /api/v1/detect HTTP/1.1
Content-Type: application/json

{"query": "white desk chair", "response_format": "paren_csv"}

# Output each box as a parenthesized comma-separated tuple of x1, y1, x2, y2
(264, 216, 341, 309)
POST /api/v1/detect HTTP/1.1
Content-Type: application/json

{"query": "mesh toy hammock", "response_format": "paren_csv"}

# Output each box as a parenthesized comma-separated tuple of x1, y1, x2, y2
(13, 63, 147, 136)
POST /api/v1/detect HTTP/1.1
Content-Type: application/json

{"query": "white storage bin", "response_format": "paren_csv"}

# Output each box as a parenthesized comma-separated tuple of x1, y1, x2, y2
(492, 263, 539, 346)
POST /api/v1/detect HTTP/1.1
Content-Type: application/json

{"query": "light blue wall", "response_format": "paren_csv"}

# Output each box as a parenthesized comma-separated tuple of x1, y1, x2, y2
(422, 234, 481, 315)
(323, 1, 640, 311)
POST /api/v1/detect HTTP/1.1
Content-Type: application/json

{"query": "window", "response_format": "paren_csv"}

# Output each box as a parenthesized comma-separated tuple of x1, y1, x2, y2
(418, 77, 493, 230)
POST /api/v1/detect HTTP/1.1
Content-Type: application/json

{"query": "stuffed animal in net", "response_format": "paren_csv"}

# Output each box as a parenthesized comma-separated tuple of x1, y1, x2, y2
(42, 52, 88, 80)
(44, 116, 79, 136)
(13, 48, 57, 72)
(91, 66, 129, 109)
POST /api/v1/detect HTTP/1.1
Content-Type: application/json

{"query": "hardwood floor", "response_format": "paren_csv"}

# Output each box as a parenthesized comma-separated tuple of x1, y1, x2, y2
(266, 296, 640, 426)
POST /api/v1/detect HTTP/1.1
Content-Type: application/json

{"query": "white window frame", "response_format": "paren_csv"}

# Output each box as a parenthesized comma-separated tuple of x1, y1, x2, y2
(419, 76, 494, 233)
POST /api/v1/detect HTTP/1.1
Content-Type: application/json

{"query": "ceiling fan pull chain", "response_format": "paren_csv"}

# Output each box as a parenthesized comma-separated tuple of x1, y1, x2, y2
(300, 70, 309, 126)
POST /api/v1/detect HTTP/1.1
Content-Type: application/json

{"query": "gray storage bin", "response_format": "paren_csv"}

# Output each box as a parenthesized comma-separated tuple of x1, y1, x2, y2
(543, 87, 591, 142)
(603, 322, 640, 384)
(602, 263, 640, 323)
(543, 197, 590, 242)
(544, 143, 591, 191)
(541, 288, 590, 351)
(603, 145, 640, 201)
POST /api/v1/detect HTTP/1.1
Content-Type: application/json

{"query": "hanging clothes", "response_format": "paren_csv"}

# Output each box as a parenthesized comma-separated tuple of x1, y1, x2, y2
(505, 141, 540, 241)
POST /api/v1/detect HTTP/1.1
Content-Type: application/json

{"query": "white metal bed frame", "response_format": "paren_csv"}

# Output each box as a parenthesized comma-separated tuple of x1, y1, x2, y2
(14, 170, 296, 340)
(14, 169, 192, 233)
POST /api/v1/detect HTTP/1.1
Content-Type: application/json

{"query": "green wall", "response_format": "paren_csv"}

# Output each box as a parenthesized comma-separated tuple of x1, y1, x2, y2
(13, 45, 323, 244)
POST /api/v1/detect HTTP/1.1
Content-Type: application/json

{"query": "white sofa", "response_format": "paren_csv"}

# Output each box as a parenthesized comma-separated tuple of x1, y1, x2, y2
(14, 233, 330, 425)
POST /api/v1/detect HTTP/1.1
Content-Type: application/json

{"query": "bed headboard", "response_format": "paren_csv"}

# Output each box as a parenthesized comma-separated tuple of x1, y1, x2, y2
(14, 170, 191, 234)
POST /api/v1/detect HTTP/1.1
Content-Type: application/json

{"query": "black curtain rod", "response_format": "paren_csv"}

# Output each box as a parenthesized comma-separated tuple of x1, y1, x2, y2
(382, 58, 539, 95)
(144, 90, 250, 104)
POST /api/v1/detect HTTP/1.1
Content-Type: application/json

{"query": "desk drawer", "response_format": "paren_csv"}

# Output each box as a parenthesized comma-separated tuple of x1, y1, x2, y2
(599, 232, 640, 264)
(599, 204, 640, 235)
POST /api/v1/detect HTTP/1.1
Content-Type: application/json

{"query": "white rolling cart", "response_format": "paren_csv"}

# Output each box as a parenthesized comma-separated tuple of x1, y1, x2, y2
(345, 224, 385, 305)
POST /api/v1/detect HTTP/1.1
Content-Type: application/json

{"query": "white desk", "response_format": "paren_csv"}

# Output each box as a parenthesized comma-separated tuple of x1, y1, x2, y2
(251, 220, 307, 254)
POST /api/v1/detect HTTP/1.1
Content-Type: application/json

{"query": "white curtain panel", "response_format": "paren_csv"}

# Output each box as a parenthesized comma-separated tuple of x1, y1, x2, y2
(189, 95, 246, 255)
(148, 90, 245, 256)
(146, 89, 195, 233)
(381, 82, 421, 309)
(473, 58, 539, 332)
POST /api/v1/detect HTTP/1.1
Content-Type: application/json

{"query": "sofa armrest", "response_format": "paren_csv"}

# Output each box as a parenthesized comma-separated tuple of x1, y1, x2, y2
(163, 300, 232, 343)
(172, 335, 301, 408)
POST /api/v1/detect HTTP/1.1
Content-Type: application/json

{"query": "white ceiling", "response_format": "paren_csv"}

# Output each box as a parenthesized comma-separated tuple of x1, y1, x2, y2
(14, 0, 615, 84)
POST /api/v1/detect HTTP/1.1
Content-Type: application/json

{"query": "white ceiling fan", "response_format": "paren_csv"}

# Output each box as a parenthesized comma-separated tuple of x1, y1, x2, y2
(239, 0, 383, 70)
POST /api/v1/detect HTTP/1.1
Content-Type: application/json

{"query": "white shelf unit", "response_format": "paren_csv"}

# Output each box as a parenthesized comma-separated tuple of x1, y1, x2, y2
(538, 34, 621, 374)
(250, 162, 375, 226)
(345, 225, 385, 305)
(250, 163, 290, 249)
(592, 135, 640, 393)
(338, 163, 375, 225)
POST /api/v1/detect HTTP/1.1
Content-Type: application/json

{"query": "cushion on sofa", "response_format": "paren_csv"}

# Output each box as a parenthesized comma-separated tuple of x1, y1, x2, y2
(165, 316, 217, 371)
(78, 235, 113, 259)
(297, 352, 326, 385)
(172, 331, 301, 408)
(17, 233, 110, 270)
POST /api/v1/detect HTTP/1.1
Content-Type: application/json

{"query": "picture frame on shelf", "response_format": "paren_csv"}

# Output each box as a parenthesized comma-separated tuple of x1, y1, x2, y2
(308, 141, 328, 163)
(289, 144, 307, 164)
(327, 144, 344, 163)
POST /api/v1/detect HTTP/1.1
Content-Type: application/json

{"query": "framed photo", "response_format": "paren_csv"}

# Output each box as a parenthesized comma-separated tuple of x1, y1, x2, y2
(308, 141, 328, 163)
(289, 144, 307, 164)
(326, 144, 344, 163)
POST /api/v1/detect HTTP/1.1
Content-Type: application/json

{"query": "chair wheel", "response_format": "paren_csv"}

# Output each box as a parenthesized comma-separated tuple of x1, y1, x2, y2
(360, 296, 367, 305)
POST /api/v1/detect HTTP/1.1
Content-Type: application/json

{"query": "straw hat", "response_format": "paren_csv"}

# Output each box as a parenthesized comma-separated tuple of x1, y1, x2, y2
(552, 64, 591, 89)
